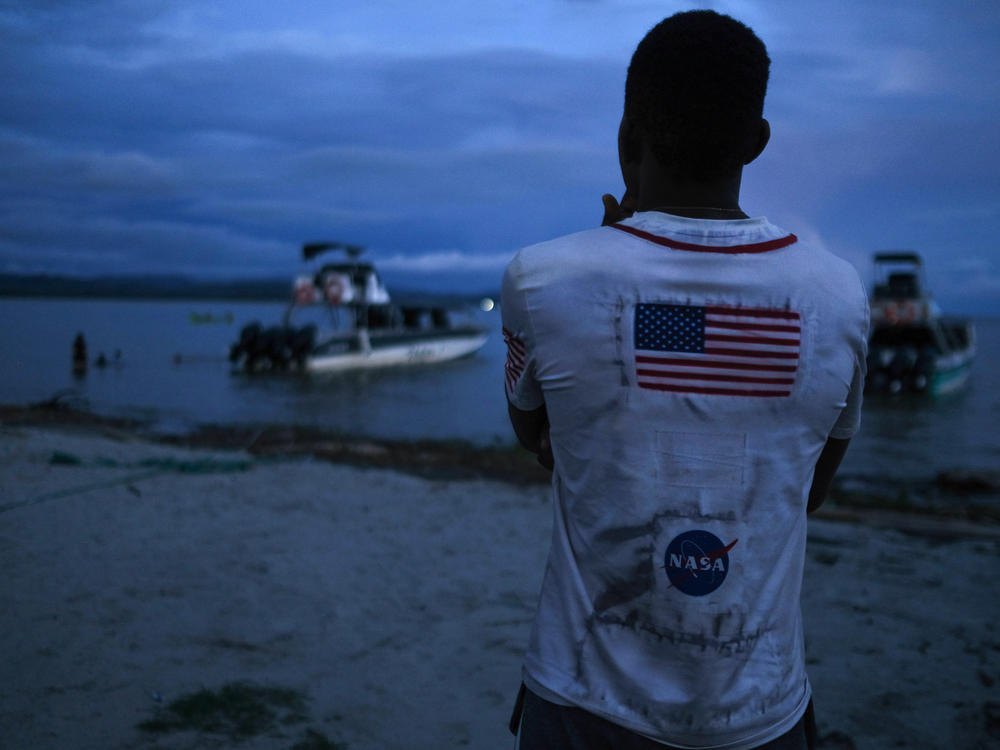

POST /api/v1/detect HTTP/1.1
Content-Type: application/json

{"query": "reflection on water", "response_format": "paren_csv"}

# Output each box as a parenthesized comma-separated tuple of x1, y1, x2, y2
(0, 297, 511, 445)
(843, 325, 998, 479)
(1, 298, 997, 482)
(224, 349, 507, 443)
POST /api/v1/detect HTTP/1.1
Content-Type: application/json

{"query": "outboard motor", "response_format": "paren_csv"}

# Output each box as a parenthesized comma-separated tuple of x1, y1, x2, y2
(290, 324, 317, 370)
(887, 347, 917, 394)
(259, 326, 293, 370)
(909, 346, 936, 393)
(230, 321, 262, 366)
(246, 323, 277, 372)
(865, 345, 888, 393)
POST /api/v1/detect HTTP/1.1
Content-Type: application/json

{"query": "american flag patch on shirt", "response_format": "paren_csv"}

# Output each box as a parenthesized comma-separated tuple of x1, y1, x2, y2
(503, 326, 527, 393)
(634, 304, 801, 397)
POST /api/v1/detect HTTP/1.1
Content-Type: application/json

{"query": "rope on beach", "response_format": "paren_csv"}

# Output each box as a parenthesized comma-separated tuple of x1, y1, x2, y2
(1, 468, 168, 514)
(48, 451, 254, 474)
(0, 451, 254, 515)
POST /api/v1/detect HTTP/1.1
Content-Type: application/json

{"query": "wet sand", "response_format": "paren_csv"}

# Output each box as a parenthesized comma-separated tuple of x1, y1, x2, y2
(1, 416, 998, 749)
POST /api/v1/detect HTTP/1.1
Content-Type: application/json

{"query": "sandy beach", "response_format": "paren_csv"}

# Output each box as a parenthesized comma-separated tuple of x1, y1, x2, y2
(1, 418, 998, 750)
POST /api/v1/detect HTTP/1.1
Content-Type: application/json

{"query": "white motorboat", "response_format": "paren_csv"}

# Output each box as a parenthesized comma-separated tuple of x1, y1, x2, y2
(866, 252, 975, 396)
(229, 242, 488, 373)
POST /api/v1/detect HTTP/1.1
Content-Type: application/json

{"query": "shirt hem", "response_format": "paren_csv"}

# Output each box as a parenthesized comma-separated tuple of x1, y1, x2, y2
(522, 664, 811, 750)
(828, 426, 858, 440)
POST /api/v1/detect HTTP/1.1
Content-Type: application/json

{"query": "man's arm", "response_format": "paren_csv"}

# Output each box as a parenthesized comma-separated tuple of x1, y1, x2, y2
(504, 186, 636, 470)
(507, 400, 553, 470)
(807, 436, 850, 513)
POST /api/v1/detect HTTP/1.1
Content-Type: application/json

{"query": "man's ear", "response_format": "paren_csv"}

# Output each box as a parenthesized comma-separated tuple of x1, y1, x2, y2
(618, 115, 643, 168)
(744, 117, 770, 165)
(618, 115, 642, 196)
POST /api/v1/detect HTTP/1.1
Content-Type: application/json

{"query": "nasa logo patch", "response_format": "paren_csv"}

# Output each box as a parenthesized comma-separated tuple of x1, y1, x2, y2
(664, 530, 738, 597)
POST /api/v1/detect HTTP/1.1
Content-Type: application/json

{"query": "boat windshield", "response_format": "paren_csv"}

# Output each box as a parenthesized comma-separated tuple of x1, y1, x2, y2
(870, 325, 936, 349)
(872, 271, 921, 300)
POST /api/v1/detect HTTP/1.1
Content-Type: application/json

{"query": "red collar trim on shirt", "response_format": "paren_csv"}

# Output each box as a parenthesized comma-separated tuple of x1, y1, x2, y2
(611, 222, 798, 254)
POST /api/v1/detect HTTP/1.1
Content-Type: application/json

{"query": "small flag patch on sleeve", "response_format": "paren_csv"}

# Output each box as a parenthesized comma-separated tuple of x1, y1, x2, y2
(634, 304, 800, 397)
(503, 326, 527, 394)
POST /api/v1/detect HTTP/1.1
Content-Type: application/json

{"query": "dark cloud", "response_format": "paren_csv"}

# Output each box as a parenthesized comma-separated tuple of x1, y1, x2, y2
(0, 24, 622, 279)
(0, 1, 998, 312)
(0, 0, 171, 49)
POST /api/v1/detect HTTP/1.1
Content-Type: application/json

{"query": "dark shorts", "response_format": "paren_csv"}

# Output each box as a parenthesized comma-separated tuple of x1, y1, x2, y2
(513, 687, 817, 750)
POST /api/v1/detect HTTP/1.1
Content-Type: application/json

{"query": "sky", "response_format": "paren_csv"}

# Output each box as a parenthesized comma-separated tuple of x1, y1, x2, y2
(1, 0, 999, 312)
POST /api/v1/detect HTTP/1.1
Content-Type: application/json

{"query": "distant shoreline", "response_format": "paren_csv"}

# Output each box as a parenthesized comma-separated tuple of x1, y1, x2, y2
(3, 400, 998, 537)
(0, 273, 498, 306)
(0, 272, 289, 301)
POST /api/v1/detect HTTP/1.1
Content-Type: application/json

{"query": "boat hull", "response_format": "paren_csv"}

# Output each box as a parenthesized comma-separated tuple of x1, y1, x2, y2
(228, 242, 492, 374)
(865, 251, 975, 397)
(306, 329, 488, 373)
(865, 321, 975, 397)
(930, 354, 974, 396)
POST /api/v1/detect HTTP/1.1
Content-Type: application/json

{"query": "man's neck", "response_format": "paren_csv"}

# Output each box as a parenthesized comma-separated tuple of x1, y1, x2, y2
(634, 154, 747, 219)
(648, 205, 749, 220)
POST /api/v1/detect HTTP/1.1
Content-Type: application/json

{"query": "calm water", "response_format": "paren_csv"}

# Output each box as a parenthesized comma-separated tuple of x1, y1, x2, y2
(1, 297, 998, 483)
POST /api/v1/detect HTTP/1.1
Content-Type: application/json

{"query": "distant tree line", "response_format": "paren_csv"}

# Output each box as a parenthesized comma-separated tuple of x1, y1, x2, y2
(0, 272, 497, 308)
(0, 273, 290, 301)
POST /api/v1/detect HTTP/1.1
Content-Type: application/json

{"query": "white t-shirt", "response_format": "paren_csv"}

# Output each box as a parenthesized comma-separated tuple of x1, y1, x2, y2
(502, 212, 868, 749)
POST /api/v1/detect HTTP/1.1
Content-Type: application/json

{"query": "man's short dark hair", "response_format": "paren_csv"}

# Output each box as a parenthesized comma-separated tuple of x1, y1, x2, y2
(624, 10, 770, 181)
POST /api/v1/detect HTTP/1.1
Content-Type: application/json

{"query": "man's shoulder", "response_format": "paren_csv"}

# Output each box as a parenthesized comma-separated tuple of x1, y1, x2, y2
(516, 225, 614, 260)
(505, 225, 619, 282)
(800, 239, 859, 275)
(796, 241, 867, 305)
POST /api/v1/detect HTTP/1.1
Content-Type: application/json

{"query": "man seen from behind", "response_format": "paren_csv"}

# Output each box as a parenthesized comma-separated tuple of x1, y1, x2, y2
(501, 10, 868, 750)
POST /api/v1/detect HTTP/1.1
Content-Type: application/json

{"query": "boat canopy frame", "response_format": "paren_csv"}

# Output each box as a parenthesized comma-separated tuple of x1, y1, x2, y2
(302, 241, 365, 261)
(872, 251, 922, 265)
(871, 250, 928, 301)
